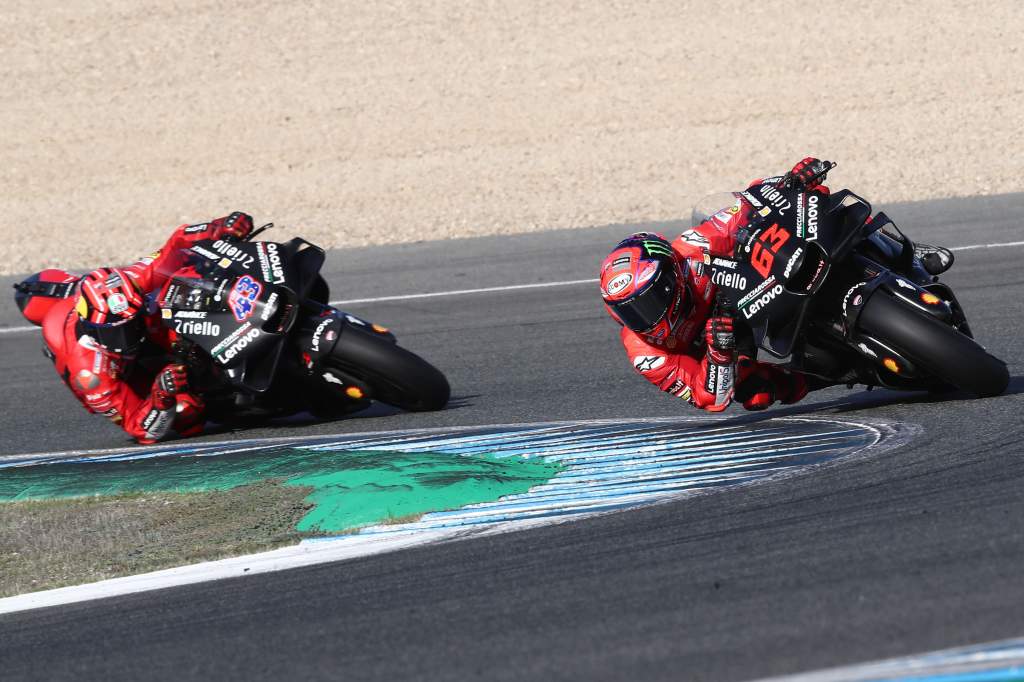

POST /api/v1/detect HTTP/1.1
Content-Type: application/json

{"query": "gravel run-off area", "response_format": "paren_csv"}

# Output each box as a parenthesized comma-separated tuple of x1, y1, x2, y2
(1, 1, 1022, 275)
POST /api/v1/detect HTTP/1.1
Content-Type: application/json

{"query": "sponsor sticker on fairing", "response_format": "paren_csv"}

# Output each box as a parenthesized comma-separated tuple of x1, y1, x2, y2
(711, 269, 747, 291)
(211, 321, 254, 354)
(215, 327, 260, 363)
(740, 190, 764, 208)
(173, 319, 221, 336)
(261, 292, 279, 321)
(256, 243, 286, 284)
(806, 194, 820, 240)
(211, 239, 256, 270)
(736, 275, 777, 308)
(842, 282, 867, 316)
(796, 194, 806, 237)
(311, 318, 333, 352)
(784, 248, 803, 279)
(741, 284, 783, 319)
(757, 184, 792, 215)
(190, 244, 222, 262)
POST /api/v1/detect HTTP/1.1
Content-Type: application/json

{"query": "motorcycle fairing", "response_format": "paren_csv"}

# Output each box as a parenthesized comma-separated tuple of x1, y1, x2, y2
(157, 238, 323, 393)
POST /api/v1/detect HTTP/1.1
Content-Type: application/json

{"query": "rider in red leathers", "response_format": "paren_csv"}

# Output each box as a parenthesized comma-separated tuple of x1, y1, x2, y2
(13, 213, 254, 443)
(599, 158, 954, 412)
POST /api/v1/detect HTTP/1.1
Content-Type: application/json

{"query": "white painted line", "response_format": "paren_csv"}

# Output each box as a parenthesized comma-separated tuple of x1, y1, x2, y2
(2, 239, 1021, 336)
(0, 529, 458, 616)
(950, 239, 1024, 252)
(328, 277, 598, 306)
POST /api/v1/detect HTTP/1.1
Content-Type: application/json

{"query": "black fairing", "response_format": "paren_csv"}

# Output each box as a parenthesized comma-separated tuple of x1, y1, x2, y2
(158, 238, 324, 393)
(705, 183, 968, 390)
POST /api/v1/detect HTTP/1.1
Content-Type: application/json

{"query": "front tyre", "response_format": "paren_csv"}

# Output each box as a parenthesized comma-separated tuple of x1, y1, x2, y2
(857, 291, 1009, 398)
(326, 325, 450, 411)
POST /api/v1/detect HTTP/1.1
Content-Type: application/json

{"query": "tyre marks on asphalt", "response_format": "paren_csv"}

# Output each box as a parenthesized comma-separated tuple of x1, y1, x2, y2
(301, 417, 898, 536)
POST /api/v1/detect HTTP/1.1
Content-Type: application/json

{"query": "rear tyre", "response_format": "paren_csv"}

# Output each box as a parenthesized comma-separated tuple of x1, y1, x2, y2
(326, 325, 450, 411)
(857, 291, 1008, 398)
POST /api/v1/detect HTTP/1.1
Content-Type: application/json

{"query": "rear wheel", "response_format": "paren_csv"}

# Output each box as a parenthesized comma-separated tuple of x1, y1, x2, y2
(326, 325, 450, 411)
(857, 291, 1008, 398)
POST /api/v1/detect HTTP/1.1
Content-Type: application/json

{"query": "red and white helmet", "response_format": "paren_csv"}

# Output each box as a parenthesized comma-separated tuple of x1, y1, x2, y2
(13, 269, 79, 326)
(74, 267, 146, 354)
(600, 233, 691, 338)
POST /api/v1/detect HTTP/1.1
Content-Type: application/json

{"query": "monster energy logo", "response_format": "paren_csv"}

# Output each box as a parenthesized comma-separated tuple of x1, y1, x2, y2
(643, 241, 673, 256)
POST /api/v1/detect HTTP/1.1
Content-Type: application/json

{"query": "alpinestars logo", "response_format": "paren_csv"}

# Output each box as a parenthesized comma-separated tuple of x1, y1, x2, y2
(633, 355, 666, 373)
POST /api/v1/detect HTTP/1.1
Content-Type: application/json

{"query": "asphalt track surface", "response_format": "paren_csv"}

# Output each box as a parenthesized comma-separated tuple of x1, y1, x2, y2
(1, 193, 1023, 680)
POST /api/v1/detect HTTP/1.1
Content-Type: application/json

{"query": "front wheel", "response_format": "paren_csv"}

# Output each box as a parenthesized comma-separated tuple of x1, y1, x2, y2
(857, 291, 1008, 398)
(326, 325, 450, 411)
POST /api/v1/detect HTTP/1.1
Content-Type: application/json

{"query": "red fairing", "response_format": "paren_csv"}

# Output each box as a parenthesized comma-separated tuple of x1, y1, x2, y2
(609, 180, 821, 412)
(38, 215, 247, 443)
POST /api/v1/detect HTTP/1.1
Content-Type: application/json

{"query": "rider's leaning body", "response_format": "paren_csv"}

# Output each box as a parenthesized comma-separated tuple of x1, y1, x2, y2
(14, 213, 254, 443)
(599, 158, 953, 413)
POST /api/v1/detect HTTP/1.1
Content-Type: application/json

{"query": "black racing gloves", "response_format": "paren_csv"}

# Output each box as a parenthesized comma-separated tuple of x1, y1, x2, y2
(782, 157, 832, 191)
(153, 364, 189, 409)
(704, 315, 736, 364)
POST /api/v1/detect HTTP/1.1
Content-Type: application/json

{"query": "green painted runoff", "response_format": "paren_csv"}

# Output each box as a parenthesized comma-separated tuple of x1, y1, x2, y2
(0, 447, 561, 533)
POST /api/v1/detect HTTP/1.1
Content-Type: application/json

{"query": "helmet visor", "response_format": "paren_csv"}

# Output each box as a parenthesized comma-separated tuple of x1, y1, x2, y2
(76, 317, 144, 355)
(610, 266, 679, 332)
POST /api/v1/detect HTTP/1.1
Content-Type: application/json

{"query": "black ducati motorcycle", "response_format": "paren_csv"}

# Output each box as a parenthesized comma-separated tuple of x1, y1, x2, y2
(154, 230, 450, 423)
(694, 171, 1009, 398)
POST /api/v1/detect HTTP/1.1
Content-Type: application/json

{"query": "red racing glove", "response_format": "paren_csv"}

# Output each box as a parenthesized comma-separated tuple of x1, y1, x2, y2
(152, 364, 188, 409)
(705, 316, 735, 364)
(212, 211, 254, 241)
(783, 157, 831, 191)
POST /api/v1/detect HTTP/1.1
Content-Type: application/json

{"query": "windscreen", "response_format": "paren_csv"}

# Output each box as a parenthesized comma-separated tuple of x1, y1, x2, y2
(691, 192, 743, 228)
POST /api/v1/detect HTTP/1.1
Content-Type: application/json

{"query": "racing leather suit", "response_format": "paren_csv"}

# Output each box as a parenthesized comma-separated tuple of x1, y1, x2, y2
(620, 178, 813, 412)
(39, 215, 249, 443)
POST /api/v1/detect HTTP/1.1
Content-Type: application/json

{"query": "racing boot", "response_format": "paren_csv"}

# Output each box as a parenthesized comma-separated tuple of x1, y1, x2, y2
(914, 243, 954, 276)
(173, 393, 206, 438)
(735, 365, 809, 411)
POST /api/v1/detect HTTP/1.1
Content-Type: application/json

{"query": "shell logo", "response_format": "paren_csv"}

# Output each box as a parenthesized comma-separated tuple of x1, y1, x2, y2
(921, 292, 941, 305)
(883, 357, 900, 373)
(345, 386, 364, 399)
